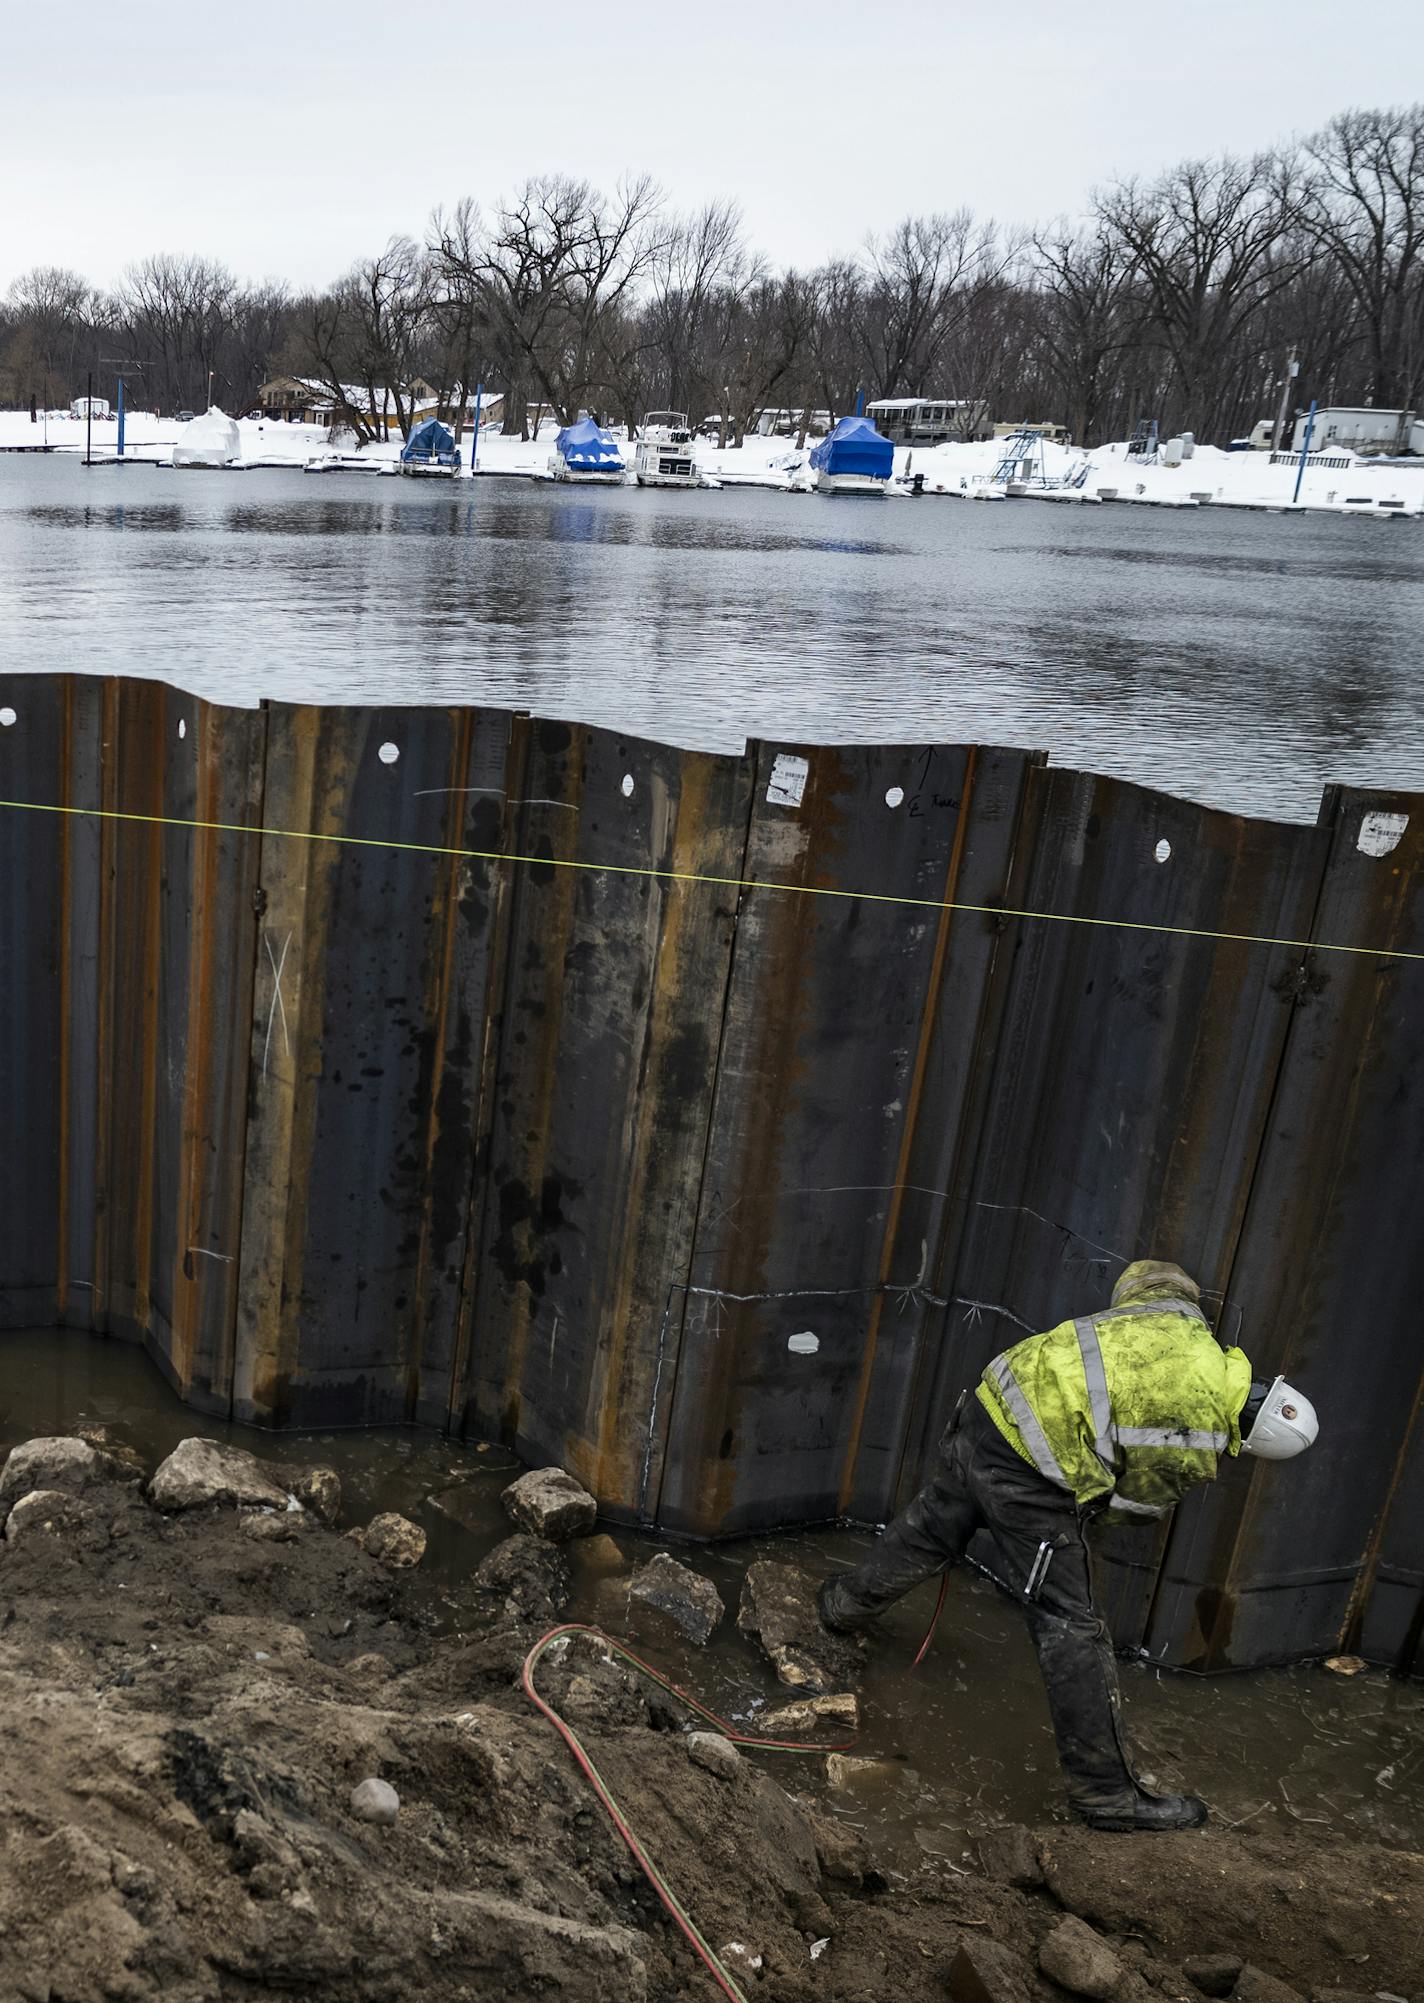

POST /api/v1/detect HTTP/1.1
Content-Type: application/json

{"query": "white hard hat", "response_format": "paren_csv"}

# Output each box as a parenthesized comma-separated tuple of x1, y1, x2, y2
(1240, 1376, 1319, 1460)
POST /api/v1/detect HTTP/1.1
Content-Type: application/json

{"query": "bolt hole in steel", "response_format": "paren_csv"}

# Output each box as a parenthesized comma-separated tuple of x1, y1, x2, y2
(885, 786, 905, 809)
(377, 741, 400, 765)
(621, 773, 635, 797)
(1154, 838, 1172, 863)
(0, 706, 16, 727)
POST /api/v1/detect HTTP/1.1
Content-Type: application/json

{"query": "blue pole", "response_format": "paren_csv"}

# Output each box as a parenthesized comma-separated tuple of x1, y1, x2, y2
(117, 376, 125, 457)
(1292, 399, 1316, 505)
(855, 386, 864, 417)
(470, 380, 483, 476)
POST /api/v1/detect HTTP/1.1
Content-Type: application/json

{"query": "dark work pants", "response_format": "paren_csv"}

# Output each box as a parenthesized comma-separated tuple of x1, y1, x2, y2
(822, 1401, 1139, 1813)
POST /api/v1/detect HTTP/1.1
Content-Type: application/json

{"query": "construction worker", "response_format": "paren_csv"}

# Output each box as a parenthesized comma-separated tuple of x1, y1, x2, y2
(818, 1259, 1318, 1832)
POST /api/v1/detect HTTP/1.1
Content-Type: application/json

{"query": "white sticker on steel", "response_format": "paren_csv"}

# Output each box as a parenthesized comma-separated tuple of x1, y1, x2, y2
(620, 773, 635, 797)
(178, 718, 187, 739)
(885, 786, 905, 809)
(766, 753, 809, 808)
(1154, 838, 1171, 863)
(1357, 810, 1407, 857)
(0, 707, 15, 728)
(787, 1331, 820, 1356)
(377, 741, 400, 765)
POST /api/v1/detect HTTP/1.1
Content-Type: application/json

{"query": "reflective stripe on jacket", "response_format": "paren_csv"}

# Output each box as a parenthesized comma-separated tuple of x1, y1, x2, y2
(974, 1295, 1252, 1516)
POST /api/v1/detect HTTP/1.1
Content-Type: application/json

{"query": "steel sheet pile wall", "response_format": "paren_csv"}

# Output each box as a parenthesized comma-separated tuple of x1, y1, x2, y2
(0, 674, 1420, 1672)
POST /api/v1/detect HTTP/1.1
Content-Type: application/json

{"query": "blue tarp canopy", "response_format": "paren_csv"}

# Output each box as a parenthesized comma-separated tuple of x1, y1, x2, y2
(555, 416, 625, 471)
(808, 414, 894, 480)
(402, 418, 460, 465)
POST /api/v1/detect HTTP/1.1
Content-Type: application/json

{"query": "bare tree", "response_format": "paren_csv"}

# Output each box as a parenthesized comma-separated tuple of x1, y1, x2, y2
(1095, 153, 1308, 438)
(1030, 227, 1141, 444)
(432, 175, 666, 432)
(1301, 104, 1424, 411)
(856, 212, 1013, 398)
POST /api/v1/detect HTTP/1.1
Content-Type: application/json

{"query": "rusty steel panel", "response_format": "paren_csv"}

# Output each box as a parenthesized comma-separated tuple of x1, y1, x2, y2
(903, 767, 1335, 1646)
(1148, 786, 1424, 1668)
(458, 721, 754, 1517)
(234, 703, 516, 1428)
(652, 741, 1029, 1538)
(0, 677, 74, 1328)
(148, 689, 267, 1412)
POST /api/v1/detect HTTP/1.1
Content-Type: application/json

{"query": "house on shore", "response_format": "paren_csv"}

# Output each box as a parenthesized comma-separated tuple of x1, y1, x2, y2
(254, 378, 504, 437)
(1289, 406, 1423, 457)
(865, 396, 990, 444)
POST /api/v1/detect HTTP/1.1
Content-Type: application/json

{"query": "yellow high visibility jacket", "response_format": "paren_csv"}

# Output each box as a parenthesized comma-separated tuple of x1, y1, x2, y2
(975, 1289, 1252, 1519)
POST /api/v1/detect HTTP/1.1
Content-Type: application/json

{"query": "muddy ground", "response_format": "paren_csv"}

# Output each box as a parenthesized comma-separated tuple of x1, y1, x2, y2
(0, 1433, 1420, 2003)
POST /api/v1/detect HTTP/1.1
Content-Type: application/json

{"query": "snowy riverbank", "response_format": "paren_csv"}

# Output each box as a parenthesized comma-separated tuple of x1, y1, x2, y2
(4, 407, 1421, 517)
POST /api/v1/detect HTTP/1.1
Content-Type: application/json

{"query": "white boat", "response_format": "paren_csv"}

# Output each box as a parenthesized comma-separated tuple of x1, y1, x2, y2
(633, 412, 700, 488)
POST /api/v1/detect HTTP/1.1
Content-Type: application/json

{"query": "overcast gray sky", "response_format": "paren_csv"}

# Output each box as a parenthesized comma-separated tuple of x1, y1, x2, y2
(5, 0, 1418, 293)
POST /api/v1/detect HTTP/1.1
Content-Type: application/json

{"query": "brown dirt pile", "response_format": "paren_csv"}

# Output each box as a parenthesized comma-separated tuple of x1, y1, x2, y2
(0, 1434, 1420, 2003)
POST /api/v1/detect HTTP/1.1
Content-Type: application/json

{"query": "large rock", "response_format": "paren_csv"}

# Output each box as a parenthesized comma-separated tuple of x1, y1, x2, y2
(0, 1438, 103, 1521)
(948, 1935, 1036, 2003)
(501, 1467, 597, 1541)
(627, 1554, 724, 1645)
(737, 1560, 865, 1692)
(760, 1692, 859, 1735)
(353, 1513, 426, 1568)
(470, 1534, 571, 1623)
(1039, 1917, 1123, 2000)
(688, 1732, 742, 1780)
(292, 1465, 341, 1525)
(1233, 1970, 1305, 2003)
(977, 1822, 1044, 1889)
(1183, 1957, 1244, 1998)
(3, 1488, 95, 1545)
(349, 1777, 400, 1825)
(806, 1809, 871, 1887)
(148, 1438, 293, 1512)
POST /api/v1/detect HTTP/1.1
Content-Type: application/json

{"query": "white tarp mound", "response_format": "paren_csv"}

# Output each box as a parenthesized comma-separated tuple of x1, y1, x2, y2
(171, 406, 241, 468)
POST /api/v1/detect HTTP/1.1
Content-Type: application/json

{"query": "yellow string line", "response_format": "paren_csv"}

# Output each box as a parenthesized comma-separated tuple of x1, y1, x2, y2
(1, 794, 1418, 964)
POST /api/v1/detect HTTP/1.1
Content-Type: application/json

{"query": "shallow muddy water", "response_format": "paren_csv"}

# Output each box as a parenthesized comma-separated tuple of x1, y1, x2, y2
(3, 456, 1424, 821)
(4, 1326, 1420, 1875)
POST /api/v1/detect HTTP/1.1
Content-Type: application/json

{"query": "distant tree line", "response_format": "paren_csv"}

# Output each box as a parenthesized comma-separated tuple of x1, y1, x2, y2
(3, 104, 1422, 448)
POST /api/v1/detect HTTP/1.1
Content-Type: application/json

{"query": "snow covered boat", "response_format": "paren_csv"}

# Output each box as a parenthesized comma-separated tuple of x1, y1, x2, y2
(633, 412, 700, 487)
(550, 418, 626, 484)
(399, 418, 460, 477)
(808, 415, 893, 495)
(171, 407, 240, 469)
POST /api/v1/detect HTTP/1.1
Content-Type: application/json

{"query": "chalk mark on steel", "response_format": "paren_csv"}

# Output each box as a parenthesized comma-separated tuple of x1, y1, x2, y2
(260, 928, 292, 1078)
(2, 795, 1419, 964)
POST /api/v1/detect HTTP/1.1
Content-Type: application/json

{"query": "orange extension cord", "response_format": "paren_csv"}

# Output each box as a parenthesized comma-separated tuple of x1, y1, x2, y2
(522, 1588, 949, 2001)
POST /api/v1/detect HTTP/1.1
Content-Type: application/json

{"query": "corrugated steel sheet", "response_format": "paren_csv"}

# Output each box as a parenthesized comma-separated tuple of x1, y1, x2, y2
(1, 675, 1421, 1671)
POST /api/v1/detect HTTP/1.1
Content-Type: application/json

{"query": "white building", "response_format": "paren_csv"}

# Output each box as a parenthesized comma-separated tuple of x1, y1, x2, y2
(864, 396, 990, 444)
(71, 396, 110, 419)
(1290, 407, 1423, 456)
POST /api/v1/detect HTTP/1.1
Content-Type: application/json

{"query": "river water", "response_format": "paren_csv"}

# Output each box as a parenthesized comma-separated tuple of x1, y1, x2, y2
(4, 1326, 1420, 1868)
(2, 456, 1423, 822)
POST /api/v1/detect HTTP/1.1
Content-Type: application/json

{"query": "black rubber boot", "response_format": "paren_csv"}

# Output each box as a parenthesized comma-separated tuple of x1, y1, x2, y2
(817, 1578, 862, 1634)
(1076, 1787, 1209, 1833)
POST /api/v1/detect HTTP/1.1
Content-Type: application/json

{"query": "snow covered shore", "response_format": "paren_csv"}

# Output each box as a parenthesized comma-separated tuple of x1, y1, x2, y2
(3, 406, 1420, 517)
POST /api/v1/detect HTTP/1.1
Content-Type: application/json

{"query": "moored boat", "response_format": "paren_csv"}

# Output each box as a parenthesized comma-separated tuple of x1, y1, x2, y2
(808, 414, 893, 494)
(633, 412, 700, 488)
(550, 417, 626, 483)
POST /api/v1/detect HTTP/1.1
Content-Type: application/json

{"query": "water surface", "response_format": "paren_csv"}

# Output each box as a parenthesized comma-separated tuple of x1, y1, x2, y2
(3, 457, 1422, 821)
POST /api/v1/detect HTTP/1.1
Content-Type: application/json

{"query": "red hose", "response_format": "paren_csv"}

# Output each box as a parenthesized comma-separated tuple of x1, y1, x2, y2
(912, 1571, 949, 1669)
(521, 1622, 857, 2002)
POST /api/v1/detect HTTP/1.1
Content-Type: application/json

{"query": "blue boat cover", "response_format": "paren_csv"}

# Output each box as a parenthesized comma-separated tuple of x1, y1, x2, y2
(808, 414, 894, 480)
(555, 416, 625, 472)
(402, 418, 460, 466)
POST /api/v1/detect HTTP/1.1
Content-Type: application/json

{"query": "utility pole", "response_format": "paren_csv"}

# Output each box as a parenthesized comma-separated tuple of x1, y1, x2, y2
(1271, 349, 1299, 453)
(1292, 400, 1318, 505)
(85, 371, 93, 465)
